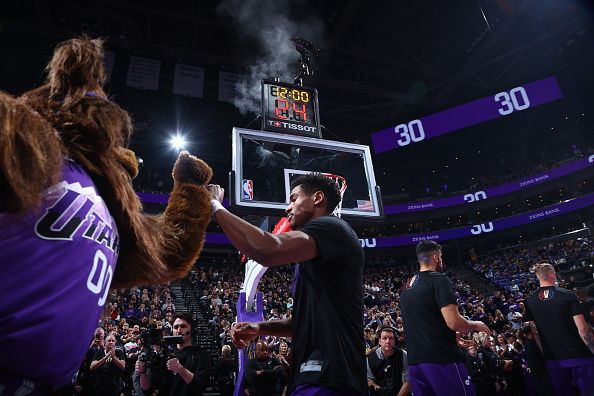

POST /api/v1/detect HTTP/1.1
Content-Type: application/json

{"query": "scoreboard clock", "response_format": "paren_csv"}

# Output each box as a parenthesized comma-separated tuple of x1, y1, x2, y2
(261, 79, 321, 138)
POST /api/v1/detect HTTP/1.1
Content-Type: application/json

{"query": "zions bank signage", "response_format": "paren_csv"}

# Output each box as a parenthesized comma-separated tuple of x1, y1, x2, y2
(384, 155, 592, 215)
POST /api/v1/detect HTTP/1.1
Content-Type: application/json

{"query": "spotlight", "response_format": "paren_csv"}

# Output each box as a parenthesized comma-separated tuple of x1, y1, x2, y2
(169, 134, 187, 151)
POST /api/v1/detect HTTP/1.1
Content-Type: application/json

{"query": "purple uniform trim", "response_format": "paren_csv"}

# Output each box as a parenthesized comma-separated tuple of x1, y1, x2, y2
(0, 160, 118, 389)
(408, 363, 475, 396)
(546, 358, 594, 396)
(291, 384, 364, 396)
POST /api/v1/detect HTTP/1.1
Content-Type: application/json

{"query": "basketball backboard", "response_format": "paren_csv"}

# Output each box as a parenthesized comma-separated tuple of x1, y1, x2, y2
(230, 127, 384, 220)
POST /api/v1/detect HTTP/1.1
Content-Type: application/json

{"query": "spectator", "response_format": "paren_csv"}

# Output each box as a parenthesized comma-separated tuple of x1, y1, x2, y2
(465, 340, 489, 395)
(518, 324, 554, 396)
(89, 333, 126, 396)
(246, 341, 285, 396)
(161, 297, 176, 314)
(214, 345, 236, 396)
(474, 332, 507, 395)
(502, 342, 525, 395)
(366, 326, 410, 396)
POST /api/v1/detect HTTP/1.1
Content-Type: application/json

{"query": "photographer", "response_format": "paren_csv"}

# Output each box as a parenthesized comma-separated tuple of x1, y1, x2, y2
(74, 328, 105, 395)
(133, 338, 165, 396)
(136, 313, 210, 396)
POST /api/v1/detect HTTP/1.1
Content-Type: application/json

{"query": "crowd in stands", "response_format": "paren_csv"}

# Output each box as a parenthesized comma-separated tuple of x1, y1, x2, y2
(70, 233, 594, 395)
(379, 141, 591, 204)
(357, 188, 586, 238)
(130, 131, 592, 212)
(470, 236, 594, 295)
(73, 285, 180, 395)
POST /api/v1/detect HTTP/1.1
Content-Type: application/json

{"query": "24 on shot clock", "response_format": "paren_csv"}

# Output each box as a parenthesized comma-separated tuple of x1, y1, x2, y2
(261, 79, 321, 138)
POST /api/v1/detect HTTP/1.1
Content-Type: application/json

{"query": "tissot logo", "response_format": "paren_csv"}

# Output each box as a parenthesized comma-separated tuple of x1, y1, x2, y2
(267, 120, 316, 133)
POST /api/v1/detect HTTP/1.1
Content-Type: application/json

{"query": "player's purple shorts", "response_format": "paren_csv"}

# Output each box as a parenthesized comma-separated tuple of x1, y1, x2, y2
(291, 384, 363, 396)
(408, 362, 476, 396)
(545, 357, 594, 396)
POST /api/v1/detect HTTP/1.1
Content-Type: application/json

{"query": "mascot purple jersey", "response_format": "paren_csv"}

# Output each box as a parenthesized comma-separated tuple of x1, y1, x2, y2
(0, 160, 118, 388)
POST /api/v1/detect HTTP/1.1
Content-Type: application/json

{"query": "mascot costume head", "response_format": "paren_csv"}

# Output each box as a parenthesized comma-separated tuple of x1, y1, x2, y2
(0, 36, 213, 392)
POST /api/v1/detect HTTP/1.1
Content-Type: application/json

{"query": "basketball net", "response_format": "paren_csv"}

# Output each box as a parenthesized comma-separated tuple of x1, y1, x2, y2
(321, 173, 347, 218)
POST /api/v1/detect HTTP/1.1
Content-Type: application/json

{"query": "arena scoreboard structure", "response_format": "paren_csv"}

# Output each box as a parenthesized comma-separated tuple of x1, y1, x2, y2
(261, 79, 321, 138)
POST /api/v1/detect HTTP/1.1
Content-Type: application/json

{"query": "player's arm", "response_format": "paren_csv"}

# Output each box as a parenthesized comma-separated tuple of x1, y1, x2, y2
(211, 202, 319, 267)
(397, 350, 411, 396)
(440, 305, 491, 334)
(253, 317, 292, 337)
(574, 314, 594, 355)
(231, 318, 292, 349)
(527, 321, 544, 353)
(397, 381, 411, 396)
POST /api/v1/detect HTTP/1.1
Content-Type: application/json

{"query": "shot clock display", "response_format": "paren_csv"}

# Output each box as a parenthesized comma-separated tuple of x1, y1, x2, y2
(261, 79, 321, 138)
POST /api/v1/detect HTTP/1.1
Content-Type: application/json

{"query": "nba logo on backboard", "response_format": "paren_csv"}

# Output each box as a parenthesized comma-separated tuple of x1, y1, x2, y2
(242, 179, 254, 201)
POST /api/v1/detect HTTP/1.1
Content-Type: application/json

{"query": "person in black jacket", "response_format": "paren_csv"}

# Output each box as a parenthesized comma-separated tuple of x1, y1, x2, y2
(519, 324, 555, 396)
(246, 341, 285, 396)
(366, 326, 410, 396)
(214, 345, 236, 396)
(475, 332, 507, 395)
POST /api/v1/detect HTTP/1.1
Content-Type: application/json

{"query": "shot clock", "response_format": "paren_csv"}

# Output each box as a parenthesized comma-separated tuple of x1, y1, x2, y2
(261, 79, 321, 138)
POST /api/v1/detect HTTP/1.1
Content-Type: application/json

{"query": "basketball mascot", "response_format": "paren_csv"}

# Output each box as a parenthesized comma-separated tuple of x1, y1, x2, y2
(0, 36, 212, 393)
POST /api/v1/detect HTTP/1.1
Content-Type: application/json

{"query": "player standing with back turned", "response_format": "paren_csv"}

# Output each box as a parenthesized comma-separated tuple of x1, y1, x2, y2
(401, 241, 490, 396)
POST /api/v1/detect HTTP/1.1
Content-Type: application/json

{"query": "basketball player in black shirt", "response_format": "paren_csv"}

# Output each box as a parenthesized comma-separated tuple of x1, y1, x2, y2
(400, 241, 490, 396)
(207, 173, 366, 395)
(524, 263, 594, 395)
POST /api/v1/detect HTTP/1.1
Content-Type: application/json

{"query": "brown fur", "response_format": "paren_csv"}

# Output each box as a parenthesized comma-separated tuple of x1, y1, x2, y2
(0, 92, 62, 212)
(6, 36, 213, 288)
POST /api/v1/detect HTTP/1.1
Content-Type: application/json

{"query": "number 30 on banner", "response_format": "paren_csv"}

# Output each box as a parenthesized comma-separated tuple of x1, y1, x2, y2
(394, 119, 425, 147)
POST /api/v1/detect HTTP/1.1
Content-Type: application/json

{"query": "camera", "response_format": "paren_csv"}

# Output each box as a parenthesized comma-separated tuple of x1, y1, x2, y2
(138, 328, 183, 376)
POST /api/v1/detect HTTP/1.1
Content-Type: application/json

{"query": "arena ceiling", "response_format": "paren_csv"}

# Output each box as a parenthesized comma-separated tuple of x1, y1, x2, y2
(1, 0, 593, 179)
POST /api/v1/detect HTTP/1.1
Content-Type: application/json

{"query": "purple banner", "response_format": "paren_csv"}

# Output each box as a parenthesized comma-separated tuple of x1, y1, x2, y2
(386, 155, 593, 214)
(203, 193, 594, 248)
(136, 156, 592, 218)
(374, 193, 594, 248)
(372, 76, 564, 154)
